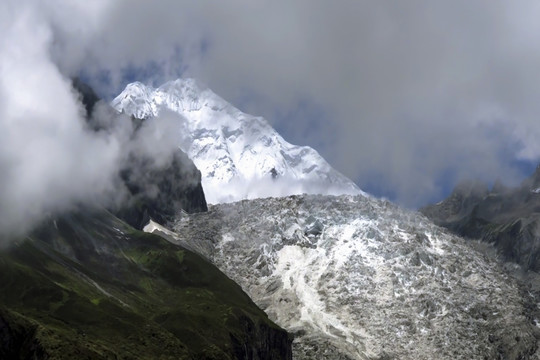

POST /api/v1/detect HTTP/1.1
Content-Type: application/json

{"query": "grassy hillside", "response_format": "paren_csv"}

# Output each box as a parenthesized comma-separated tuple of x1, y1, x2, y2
(0, 210, 291, 359)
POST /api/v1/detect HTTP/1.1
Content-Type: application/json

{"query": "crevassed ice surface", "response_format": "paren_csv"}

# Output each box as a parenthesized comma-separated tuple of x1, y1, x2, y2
(167, 194, 539, 360)
(111, 79, 364, 203)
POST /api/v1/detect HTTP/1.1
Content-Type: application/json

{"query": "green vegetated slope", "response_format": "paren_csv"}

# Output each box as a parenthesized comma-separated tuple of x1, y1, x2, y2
(0, 210, 291, 359)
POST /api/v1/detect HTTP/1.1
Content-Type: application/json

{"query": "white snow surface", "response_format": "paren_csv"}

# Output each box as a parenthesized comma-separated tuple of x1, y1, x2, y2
(156, 194, 540, 360)
(111, 79, 364, 203)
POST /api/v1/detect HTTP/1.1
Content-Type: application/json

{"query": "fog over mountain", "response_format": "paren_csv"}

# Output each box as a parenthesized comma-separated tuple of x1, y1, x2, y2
(6, 2, 540, 358)
(0, 1, 188, 236)
(3, 0, 540, 237)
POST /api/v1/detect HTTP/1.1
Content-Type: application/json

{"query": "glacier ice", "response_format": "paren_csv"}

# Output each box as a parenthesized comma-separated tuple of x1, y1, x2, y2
(157, 194, 540, 359)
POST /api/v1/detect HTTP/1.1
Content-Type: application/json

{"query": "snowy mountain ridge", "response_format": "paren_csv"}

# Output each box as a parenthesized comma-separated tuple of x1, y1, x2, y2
(112, 79, 364, 203)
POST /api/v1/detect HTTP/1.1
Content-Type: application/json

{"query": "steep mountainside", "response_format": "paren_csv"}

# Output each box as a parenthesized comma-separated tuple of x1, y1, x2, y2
(116, 149, 207, 229)
(112, 79, 363, 203)
(146, 194, 540, 360)
(72, 78, 208, 229)
(0, 80, 292, 359)
(0, 210, 291, 359)
(421, 166, 540, 272)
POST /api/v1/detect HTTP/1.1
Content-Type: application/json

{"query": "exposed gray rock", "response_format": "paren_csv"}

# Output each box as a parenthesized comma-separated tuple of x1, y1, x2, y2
(420, 167, 540, 271)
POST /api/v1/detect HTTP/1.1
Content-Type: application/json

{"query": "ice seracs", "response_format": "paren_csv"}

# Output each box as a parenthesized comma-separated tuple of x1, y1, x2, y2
(160, 194, 539, 360)
(112, 78, 364, 203)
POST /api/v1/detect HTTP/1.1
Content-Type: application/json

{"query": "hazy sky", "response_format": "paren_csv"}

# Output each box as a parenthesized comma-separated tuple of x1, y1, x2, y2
(3, 0, 540, 223)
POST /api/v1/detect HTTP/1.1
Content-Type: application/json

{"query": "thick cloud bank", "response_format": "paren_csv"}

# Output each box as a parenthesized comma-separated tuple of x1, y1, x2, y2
(2, 0, 540, 231)
(0, 1, 185, 237)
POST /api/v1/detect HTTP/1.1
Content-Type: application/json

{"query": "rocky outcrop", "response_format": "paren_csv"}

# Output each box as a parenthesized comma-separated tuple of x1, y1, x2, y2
(0, 310, 46, 360)
(231, 313, 292, 360)
(72, 77, 100, 118)
(71, 79, 208, 230)
(421, 168, 540, 271)
(117, 149, 208, 229)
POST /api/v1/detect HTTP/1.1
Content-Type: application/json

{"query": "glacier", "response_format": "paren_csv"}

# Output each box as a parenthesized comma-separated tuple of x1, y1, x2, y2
(112, 79, 364, 204)
(113, 78, 540, 359)
(147, 194, 540, 360)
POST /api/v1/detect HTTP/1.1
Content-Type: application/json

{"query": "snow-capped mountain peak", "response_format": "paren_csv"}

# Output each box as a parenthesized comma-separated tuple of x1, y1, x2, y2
(112, 78, 364, 203)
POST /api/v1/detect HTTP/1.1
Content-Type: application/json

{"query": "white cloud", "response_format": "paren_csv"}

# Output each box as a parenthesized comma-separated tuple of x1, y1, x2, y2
(0, 0, 185, 237)
(3, 0, 540, 234)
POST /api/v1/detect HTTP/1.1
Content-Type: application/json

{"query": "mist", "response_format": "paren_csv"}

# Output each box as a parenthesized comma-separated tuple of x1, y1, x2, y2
(2, 0, 540, 238)
(0, 1, 188, 237)
(82, 1, 540, 206)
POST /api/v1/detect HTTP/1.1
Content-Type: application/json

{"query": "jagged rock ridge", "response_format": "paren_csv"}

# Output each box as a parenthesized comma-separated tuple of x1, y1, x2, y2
(421, 166, 540, 272)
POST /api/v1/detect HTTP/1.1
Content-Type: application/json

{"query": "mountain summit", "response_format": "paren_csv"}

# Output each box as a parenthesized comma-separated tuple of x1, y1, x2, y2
(112, 79, 364, 203)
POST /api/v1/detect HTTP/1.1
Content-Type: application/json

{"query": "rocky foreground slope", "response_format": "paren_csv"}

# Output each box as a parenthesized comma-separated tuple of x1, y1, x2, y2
(151, 194, 540, 359)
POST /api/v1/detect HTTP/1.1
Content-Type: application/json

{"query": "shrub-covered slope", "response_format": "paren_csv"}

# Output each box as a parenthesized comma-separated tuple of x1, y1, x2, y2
(0, 210, 291, 359)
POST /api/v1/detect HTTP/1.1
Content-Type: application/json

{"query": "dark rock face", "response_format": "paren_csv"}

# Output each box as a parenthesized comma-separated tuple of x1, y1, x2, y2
(72, 77, 100, 118)
(117, 150, 208, 229)
(70, 79, 208, 230)
(421, 168, 540, 271)
(231, 314, 293, 360)
(0, 310, 45, 360)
